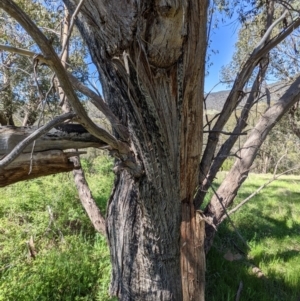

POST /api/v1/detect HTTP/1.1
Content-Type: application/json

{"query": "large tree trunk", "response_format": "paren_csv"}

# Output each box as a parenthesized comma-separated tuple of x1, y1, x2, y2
(63, 0, 208, 300)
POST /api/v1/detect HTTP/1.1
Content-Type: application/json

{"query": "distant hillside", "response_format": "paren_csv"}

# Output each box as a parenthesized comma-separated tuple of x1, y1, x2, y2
(205, 81, 291, 112)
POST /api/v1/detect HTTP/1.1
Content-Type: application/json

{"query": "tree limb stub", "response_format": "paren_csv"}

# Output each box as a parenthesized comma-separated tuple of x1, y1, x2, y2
(0, 150, 76, 187)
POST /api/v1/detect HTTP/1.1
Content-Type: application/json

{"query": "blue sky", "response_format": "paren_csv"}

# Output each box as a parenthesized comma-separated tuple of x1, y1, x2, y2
(205, 18, 239, 93)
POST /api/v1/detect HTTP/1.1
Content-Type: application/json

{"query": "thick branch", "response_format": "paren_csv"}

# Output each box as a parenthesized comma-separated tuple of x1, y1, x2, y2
(199, 14, 300, 183)
(70, 156, 106, 235)
(0, 150, 76, 187)
(0, 112, 76, 169)
(67, 73, 129, 140)
(58, 11, 106, 236)
(0, 123, 107, 156)
(203, 74, 300, 252)
(205, 73, 300, 224)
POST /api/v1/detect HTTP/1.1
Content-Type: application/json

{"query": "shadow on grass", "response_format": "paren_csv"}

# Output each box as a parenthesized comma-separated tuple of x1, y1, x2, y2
(206, 226, 300, 301)
(206, 187, 300, 301)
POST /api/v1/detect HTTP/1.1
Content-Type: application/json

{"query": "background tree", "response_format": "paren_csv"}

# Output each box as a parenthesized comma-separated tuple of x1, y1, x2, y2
(0, 0, 300, 301)
(0, 0, 89, 126)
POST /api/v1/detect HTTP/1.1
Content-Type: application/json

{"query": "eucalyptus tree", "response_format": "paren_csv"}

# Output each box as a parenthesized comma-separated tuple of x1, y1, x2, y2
(0, 1, 300, 301)
(0, 0, 88, 126)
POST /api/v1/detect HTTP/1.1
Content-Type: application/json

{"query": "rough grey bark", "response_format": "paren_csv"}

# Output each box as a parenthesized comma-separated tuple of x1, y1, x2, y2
(62, 0, 208, 300)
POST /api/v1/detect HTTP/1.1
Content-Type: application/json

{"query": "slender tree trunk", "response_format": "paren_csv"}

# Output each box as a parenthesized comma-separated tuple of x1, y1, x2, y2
(0, 62, 14, 126)
(58, 7, 106, 235)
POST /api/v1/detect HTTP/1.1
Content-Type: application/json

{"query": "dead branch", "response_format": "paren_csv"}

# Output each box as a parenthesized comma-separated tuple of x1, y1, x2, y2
(0, 112, 75, 169)
(235, 281, 243, 301)
(0, 150, 75, 187)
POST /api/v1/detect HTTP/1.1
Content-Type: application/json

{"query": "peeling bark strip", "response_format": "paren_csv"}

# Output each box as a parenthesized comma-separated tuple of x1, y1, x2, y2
(179, 0, 208, 299)
(0, 150, 74, 187)
(181, 206, 206, 299)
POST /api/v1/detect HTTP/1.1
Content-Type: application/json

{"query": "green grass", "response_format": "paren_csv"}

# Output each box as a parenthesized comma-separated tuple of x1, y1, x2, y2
(206, 173, 300, 301)
(1, 159, 300, 300)
(0, 155, 115, 301)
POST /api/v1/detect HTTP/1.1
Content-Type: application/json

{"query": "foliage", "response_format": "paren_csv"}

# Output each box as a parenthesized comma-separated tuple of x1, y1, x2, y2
(0, 154, 115, 301)
(255, 113, 300, 174)
(220, 0, 300, 86)
(0, 0, 89, 126)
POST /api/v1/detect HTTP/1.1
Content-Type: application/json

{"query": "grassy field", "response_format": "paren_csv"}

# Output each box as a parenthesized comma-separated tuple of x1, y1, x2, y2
(205, 173, 300, 301)
(0, 160, 299, 300)
(0, 156, 115, 301)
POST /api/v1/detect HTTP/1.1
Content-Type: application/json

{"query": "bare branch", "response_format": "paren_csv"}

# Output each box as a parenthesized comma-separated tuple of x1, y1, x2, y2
(0, 150, 75, 187)
(253, 9, 288, 54)
(207, 176, 250, 250)
(0, 43, 129, 140)
(0, 44, 49, 64)
(199, 12, 300, 185)
(0, 0, 129, 156)
(203, 130, 247, 136)
(67, 73, 129, 140)
(205, 73, 300, 225)
(221, 165, 300, 223)
(60, 0, 85, 58)
(0, 124, 107, 156)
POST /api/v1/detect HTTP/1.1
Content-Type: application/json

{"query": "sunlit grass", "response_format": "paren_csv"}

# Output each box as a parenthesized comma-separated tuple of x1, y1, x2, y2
(1, 164, 300, 300)
(0, 155, 115, 301)
(206, 173, 300, 301)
